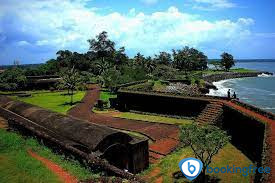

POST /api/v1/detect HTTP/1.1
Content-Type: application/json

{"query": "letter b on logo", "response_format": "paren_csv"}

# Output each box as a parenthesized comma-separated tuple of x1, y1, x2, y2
(179, 158, 203, 181)
(188, 162, 196, 174)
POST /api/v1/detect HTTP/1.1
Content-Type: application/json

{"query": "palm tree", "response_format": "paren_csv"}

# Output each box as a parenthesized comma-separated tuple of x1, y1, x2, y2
(93, 60, 112, 75)
(87, 31, 115, 63)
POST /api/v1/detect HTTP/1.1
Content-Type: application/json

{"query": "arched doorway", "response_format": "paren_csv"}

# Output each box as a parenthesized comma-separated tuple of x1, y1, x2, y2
(102, 143, 129, 170)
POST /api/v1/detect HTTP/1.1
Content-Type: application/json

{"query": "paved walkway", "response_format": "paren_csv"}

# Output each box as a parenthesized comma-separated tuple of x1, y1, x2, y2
(67, 85, 180, 163)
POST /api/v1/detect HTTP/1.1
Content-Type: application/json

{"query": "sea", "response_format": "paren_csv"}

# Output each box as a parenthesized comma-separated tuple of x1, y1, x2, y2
(208, 60, 275, 114)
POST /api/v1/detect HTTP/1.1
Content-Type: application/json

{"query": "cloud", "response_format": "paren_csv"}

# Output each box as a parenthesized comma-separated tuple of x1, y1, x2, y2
(140, 0, 159, 5)
(0, 0, 255, 63)
(191, 0, 236, 10)
(254, 33, 275, 38)
(17, 40, 31, 46)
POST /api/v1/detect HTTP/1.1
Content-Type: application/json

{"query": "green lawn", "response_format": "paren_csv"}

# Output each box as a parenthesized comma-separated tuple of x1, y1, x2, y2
(198, 68, 257, 75)
(12, 91, 85, 114)
(0, 129, 97, 183)
(231, 68, 257, 73)
(113, 112, 193, 126)
(141, 143, 254, 183)
(100, 91, 117, 107)
(152, 80, 168, 92)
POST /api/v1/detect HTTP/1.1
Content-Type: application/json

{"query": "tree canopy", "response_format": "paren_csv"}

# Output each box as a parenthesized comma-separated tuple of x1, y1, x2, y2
(180, 123, 230, 182)
(0, 68, 26, 91)
(0, 31, 237, 91)
(220, 52, 235, 71)
(87, 31, 115, 63)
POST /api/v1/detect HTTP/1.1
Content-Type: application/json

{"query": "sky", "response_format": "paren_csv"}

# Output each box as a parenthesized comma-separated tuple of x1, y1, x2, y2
(0, 0, 275, 65)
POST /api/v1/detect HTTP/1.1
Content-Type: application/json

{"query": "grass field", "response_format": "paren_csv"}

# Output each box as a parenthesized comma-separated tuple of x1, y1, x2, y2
(112, 112, 193, 126)
(12, 91, 85, 114)
(197, 68, 257, 75)
(99, 91, 117, 107)
(141, 143, 254, 183)
(0, 129, 97, 183)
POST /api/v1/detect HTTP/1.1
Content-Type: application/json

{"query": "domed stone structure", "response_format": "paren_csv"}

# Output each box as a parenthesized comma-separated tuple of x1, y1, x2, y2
(0, 96, 149, 174)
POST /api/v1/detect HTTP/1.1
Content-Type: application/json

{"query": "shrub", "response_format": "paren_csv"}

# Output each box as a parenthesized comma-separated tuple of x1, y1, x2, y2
(126, 81, 154, 91)
(152, 65, 178, 80)
(0, 68, 27, 91)
(95, 100, 108, 110)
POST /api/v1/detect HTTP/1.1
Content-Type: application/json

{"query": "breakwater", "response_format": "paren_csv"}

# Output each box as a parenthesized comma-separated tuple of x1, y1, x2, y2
(203, 71, 273, 83)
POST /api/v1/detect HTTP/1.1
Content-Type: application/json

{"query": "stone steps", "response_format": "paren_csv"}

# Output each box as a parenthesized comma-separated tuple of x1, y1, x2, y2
(196, 102, 224, 125)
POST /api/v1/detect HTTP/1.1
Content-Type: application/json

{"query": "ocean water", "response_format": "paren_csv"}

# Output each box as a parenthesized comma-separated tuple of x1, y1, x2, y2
(208, 61, 275, 114)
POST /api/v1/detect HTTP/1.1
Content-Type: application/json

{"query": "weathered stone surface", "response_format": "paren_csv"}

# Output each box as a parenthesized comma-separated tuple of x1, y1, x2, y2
(0, 96, 149, 176)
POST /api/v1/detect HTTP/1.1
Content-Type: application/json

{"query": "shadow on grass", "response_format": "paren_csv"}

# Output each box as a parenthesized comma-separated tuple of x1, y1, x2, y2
(173, 171, 221, 183)
(59, 101, 82, 106)
(60, 93, 72, 96)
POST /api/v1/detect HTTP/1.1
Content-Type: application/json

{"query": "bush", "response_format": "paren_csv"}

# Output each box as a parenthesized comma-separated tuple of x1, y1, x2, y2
(126, 81, 154, 91)
(0, 68, 27, 91)
(152, 65, 178, 80)
(95, 99, 108, 110)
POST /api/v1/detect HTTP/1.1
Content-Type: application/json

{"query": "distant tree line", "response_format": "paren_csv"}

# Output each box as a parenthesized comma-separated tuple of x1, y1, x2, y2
(0, 31, 235, 91)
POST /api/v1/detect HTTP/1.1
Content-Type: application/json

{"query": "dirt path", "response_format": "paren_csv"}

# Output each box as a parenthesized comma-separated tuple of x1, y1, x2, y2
(28, 150, 78, 183)
(67, 84, 100, 120)
(0, 116, 7, 129)
(67, 85, 180, 161)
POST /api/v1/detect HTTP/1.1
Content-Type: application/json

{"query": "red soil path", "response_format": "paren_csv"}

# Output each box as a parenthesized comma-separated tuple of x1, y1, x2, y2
(28, 150, 78, 183)
(67, 85, 180, 161)
(0, 116, 7, 129)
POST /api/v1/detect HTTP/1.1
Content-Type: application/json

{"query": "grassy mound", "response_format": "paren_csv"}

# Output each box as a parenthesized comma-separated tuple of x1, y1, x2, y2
(0, 129, 98, 182)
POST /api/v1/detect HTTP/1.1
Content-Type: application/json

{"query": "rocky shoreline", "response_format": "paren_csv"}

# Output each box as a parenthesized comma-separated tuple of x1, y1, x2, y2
(203, 71, 273, 83)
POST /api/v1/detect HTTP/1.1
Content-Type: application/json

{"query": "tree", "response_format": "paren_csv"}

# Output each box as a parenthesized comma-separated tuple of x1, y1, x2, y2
(56, 50, 74, 68)
(155, 51, 172, 65)
(71, 52, 91, 71)
(92, 60, 112, 76)
(134, 52, 146, 67)
(197, 51, 208, 70)
(220, 52, 235, 71)
(152, 64, 178, 79)
(0, 68, 26, 91)
(145, 57, 157, 74)
(87, 31, 115, 63)
(172, 47, 192, 74)
(172, 47, 208, 73)
(209, 60, 222, 71)
(59, 67, 81, 105)
(180, 123, 230, 182)
(114, 47, 128, 66)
